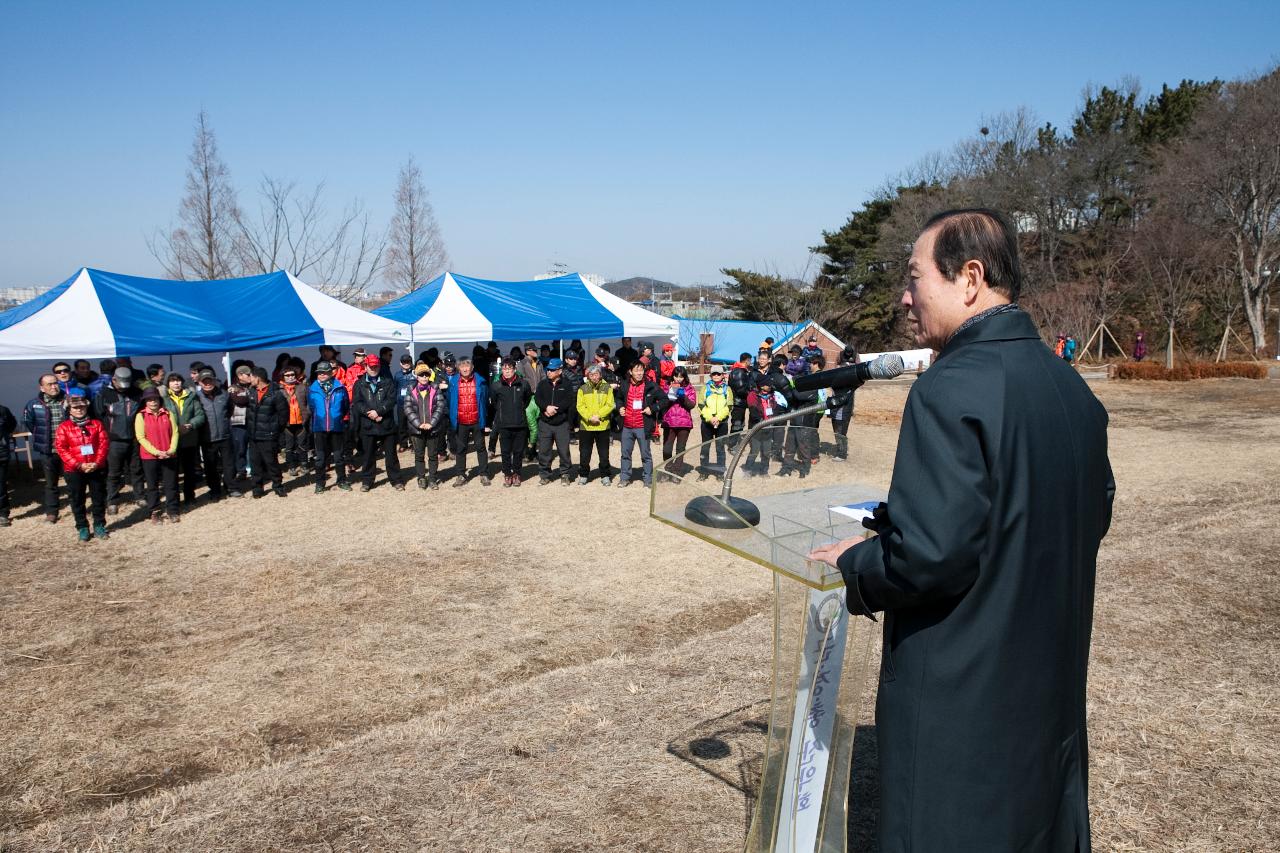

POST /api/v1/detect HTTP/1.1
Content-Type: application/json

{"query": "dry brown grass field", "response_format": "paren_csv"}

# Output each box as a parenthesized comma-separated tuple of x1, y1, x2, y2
(2, 377, 1277, 852)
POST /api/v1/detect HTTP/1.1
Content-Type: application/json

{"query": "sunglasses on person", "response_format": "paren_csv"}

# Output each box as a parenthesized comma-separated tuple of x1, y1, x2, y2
(54, 368, 71, 375)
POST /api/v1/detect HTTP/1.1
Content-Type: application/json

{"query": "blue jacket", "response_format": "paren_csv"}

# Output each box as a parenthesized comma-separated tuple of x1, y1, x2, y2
(308, 380, 350, 433)
(87, 374, 112, 399)
(23, 393, 69, 457)
(447, 373, 488, 430)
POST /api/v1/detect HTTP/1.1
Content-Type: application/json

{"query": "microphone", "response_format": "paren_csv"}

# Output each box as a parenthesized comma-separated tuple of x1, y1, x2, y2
(791, 353, 904, 393)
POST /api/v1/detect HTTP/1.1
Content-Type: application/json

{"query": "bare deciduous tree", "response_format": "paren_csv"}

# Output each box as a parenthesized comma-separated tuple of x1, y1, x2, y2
(1132, 212, 1222, 367)
(148, 111, 242, 280)
(235, 176, 387, 303)
(1155, 69, 1280, 354)
(385, 158, 449, 292)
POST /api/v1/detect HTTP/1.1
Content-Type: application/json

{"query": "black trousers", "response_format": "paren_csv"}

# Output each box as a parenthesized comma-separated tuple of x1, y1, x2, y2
(0, 461, 9, 519)
(454, 423, 487, 478)
(106, 439, 143, 505)
(313, 431, 346, 485)
(830, 408, 852, 458)
(65, 468, 107, 529)
(281, 424, 309, 468)
(251, 439, 283, 493)
(38, 453, 63, 515)
(361, 433, 401, 487)
(783, 419, 818, 470)
(201, 438, 238, 496)
(699, 420, 729, 466)
(141, 457, 179, 516)
(662, 426, 691, 470)
(412, 431, 441, 480)
(728, 406, 747, 451)
(745, 426, 773, 473)
(497, 426, 528, 476)
(537, 421, 573, 478)
(176, 444, 200, 502)
(578, 430, 612, 478)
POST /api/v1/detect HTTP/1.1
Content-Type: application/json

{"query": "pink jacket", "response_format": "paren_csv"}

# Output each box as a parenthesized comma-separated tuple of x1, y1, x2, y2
(663, 384, 696, 428)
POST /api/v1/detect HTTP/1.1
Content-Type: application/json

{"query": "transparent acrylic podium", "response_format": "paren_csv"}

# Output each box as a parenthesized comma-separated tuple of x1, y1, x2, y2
(650, 421, 884, 853)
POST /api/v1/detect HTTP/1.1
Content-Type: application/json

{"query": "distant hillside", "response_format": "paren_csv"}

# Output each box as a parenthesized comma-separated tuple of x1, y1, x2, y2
(601, 277, 681, 300)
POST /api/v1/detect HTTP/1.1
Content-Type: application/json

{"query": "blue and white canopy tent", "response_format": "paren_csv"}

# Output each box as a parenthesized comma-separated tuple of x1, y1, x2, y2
(0, 267, 408, 360)
(372, 272, 678, 348)
(0, 268, 409, 418)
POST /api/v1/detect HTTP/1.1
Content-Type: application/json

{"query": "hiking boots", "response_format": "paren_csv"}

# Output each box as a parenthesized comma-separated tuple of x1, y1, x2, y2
(93, 524, 109, 540)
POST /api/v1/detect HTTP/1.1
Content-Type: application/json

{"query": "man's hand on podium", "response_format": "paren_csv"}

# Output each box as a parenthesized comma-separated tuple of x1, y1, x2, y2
(807, 535, 867, 569)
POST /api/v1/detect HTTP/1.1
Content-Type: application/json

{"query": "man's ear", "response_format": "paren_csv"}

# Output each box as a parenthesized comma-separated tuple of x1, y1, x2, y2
(960, 259, 986, 304)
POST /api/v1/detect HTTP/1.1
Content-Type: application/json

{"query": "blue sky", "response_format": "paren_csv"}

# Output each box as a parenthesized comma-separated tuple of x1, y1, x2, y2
(1, 1, 1277, 290)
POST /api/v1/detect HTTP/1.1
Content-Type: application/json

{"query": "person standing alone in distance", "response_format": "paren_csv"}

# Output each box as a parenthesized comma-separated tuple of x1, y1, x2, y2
(810, 208, 1114, 852)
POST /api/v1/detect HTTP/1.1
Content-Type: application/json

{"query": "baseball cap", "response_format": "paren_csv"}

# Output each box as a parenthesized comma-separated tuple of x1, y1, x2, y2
(710, 366, 724, 375)
(315, 361, 334, 373)
(400, 354, 413, 365)
(198, 368, 217, 381)
(546, 358, 563, 370)
(443, 351, 457, 365)
(353, 348, 366, 359)
(662, 342, 674, 352)
(235, 365, 253, 376)
(364, 354, 380, 368)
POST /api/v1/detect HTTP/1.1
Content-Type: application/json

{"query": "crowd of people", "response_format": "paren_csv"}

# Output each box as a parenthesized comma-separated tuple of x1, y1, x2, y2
(0, 335, 859, 542)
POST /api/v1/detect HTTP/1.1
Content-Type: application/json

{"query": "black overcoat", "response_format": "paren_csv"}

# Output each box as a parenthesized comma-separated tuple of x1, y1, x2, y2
(838, 309, 1114, 852)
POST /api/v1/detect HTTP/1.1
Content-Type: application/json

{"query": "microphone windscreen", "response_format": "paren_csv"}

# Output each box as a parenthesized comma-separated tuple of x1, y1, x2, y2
(869, 353, 905, 380)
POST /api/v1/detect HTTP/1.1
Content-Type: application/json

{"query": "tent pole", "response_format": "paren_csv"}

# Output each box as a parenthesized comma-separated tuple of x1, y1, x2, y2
(222, 351, 231, 381)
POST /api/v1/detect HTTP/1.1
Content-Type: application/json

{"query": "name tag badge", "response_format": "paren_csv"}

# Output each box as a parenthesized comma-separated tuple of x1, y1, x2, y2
(80, 444, 94, 456)
(631, 399, 643, 410)
(763, 405, 773, 417)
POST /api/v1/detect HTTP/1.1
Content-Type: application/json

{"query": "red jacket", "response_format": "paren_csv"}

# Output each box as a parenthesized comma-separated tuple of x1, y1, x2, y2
(54, 418, 109, 472)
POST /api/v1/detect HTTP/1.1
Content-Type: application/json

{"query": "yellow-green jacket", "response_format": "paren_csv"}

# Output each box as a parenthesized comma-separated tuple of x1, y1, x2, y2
(577, 379, 615, 431)
(699, 382, 734, 423)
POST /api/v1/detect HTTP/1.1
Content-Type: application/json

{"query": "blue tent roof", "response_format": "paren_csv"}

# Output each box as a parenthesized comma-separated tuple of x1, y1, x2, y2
(673, 317, 805, 363)
(372, 272, 678, 342)
(0, 268, 406, 359)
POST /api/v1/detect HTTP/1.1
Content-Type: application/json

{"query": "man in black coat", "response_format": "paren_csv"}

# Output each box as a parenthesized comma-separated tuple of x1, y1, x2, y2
(245, 367, 288, 498)
(351, 355, 404, 491)
(94, 366, 146, 512)
(810, 208, 1114, 852)
(534, 358, 577, 485)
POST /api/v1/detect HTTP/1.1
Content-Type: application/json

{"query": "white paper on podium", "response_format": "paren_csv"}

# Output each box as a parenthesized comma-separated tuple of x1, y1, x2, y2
(828, 501, 879, 524)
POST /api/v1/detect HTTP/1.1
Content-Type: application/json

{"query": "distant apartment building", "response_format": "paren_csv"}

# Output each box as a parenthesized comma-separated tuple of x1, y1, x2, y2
(0, 286, 49, 308)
